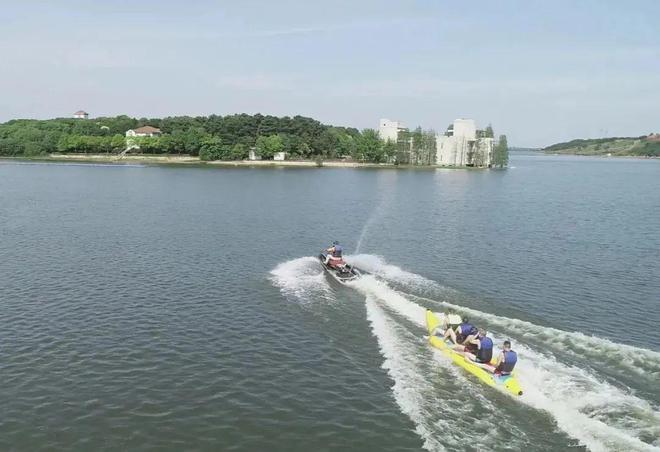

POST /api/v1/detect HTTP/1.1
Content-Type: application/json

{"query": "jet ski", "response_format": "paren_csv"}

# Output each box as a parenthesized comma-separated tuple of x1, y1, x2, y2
(319, 252, 361, 283)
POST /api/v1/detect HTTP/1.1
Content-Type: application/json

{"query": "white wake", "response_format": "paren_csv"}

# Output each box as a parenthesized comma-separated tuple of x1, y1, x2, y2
(271, 255, 660, 451)
(350, 256, 660, 451)
(269, 256, 334, 304)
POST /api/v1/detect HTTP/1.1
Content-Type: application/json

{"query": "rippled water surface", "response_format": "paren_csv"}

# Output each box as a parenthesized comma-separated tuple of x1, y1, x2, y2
(1, 155, 659, 451)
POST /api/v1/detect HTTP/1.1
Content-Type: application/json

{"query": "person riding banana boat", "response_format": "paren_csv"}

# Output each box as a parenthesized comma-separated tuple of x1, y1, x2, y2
(426, 310, 523, 396)
(433, 315, 518, 374)
(455, 328, 493, 363)
(443, 316, 478, 345)
(487, 340, 518, 376)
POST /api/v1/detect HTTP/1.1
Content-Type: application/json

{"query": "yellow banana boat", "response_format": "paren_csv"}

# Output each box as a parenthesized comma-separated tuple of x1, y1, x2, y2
(426, 310, 523, 397)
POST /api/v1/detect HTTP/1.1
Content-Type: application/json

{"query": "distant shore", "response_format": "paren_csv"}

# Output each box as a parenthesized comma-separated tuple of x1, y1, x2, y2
(542, 136, 659, 158)
(1, 154, 488, 169)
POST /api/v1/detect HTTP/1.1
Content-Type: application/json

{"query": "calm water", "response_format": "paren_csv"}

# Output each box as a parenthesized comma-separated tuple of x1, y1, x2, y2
(1, 155, 659, 451)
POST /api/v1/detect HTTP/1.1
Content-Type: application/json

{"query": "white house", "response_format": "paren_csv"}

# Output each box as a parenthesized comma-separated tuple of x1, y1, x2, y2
(248, 148, 261, 160)
(273, 152, 287, 161)
(125, 126, 162, 138)
(378, 118, 407, 143)
(73, 110, 89, 119)
(125, 126, 162, 150)
(436, 119, 493, 167)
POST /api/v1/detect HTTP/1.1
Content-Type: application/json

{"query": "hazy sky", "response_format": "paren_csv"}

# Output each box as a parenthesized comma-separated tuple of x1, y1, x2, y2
(1, 0, 659, 147)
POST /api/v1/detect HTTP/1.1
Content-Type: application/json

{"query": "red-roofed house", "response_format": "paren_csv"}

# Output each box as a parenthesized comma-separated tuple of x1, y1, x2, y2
(73, 110, 89, 119)
(125, 126, 162, 151)
(126, 126, 162, 137)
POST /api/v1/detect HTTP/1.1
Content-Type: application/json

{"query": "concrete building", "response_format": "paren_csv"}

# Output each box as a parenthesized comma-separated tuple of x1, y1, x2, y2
(73, 110, 89, 119)
(436, 119, 493, 167)
(248, 148, 261, 160)
(273, 152, 286, 161)
(378, 118, 407, 143)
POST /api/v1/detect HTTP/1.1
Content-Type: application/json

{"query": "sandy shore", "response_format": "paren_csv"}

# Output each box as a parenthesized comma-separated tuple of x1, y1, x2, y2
(38, 154, 448, 169)
(2, 154, 478, 169)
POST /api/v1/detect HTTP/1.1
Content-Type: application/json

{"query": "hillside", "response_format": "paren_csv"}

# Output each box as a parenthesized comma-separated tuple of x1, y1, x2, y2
(543, 135, 660, 157)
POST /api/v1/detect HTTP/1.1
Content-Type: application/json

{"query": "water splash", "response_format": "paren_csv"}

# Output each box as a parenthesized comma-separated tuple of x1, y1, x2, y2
(351, 254, 660, 380)
(355, 174, 395, 253)
(364, 297, 445, 451)
(365, 297, 530, 451)
(353, 255, 660, 451)
(269, 256, 334, 304)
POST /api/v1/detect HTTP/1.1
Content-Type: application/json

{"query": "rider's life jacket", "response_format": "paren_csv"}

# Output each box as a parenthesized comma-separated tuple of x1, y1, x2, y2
(458, 323, 477, 337)
(475, 336, 493, 363)
(496, 350, 517, 374)
(332, 245, 343, 258)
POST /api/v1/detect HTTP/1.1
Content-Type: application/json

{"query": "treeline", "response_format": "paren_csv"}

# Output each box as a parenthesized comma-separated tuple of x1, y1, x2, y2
(543, 136, 640, 152)
(396, 127, 437, 165)
(0, 114, 424, 163)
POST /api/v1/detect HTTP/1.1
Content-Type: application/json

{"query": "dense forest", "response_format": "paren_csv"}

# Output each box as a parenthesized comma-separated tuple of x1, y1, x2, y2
(0, 114, 436, 164)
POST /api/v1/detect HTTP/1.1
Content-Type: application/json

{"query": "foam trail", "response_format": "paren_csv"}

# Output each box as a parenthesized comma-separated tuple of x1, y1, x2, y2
(514, 347, 660, 451)
(353, 256, 660, 451)
(365, 297, 445, 451)
(417, 296, 660, 381)
(351, 275, 426, 327)
(348, 254, 450, 296)
(351, 254, 660, 379)
(269, 256, 334, 304)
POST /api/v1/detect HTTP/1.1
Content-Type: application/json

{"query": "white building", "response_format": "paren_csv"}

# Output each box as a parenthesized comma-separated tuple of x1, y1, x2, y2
(73, 110, 89, 119)
(436, 119, 493, 167)
(248, 148, 261, 160)
(273, 152, 286, 161)
(125, 126, 162, 138)
(125, 126, 162, 150)
(378, 118, 407, 143)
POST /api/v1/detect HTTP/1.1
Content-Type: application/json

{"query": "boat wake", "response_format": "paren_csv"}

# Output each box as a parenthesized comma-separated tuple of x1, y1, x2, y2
(272, 255, 660, 451)
(269, 256, 335, 305)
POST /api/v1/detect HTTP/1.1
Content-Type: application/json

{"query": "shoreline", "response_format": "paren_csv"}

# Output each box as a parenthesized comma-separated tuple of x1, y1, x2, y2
(0, 154, 488, 170)
(542, 152, 659, 159)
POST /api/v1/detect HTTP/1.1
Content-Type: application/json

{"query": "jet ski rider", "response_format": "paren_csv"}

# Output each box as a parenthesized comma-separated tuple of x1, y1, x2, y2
(324, 241, 343, 265)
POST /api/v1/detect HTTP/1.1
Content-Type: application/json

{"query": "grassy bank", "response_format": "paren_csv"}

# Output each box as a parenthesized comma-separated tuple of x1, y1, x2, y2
(543, 137, 660, 157)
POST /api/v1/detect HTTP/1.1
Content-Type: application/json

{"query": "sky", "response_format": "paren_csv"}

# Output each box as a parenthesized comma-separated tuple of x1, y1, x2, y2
(1, 0, 659, 147)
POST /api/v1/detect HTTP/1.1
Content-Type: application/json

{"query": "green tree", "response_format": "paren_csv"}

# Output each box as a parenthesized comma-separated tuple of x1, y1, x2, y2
(110, 134, 126, 153)
(255, 134, 284, 159)
(485, 124, 494, 138)
(230, 143, 248, 160)
(493, 135, 509, 168)
(356, 129, 384, 162)
(383, 140, 397, 162)
(199, 136, 224, 161)
(337, 133, 356, 157)
(296, 141, 311, 157)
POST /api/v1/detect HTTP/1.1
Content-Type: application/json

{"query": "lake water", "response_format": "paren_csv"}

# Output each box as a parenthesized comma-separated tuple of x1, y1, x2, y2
(1, 154, 659, 451)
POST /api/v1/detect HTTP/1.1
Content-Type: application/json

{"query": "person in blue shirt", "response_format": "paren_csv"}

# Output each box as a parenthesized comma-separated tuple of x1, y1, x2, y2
(484, 340, 518, 375)
(444, 316, 478, 345)
(460, 329, 494, 364)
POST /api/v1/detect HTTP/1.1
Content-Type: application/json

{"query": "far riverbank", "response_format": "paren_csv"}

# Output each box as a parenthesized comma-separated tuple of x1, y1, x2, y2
(1, 154, 489, 170)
